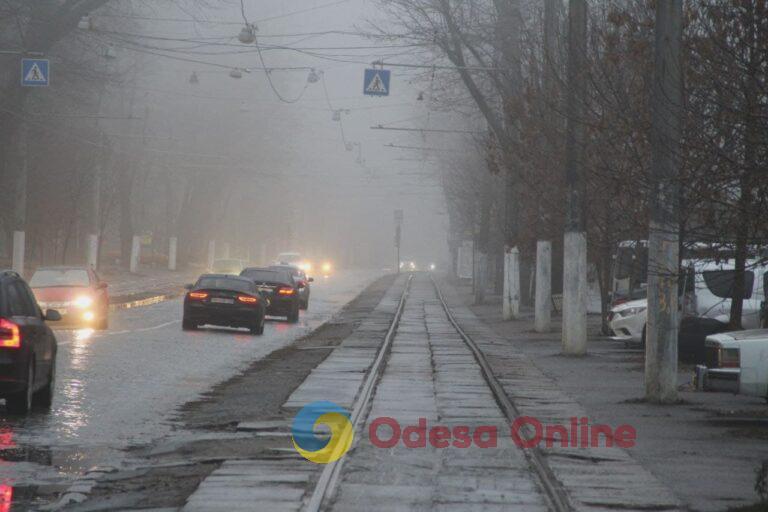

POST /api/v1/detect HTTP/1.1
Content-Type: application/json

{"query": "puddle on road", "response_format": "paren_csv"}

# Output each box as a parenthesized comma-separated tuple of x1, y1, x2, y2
(0, 421, 126, 510)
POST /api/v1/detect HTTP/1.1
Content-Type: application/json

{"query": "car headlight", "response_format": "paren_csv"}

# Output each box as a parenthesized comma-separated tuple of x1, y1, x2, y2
(618, 307, 646, 318)
(74, 296, 94, 309)
(322, 262, 332, 273)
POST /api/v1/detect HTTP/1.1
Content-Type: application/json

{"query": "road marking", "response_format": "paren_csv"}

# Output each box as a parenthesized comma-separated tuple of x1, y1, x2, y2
(133, 320, 180, 333)
(56, 321, 180, 345)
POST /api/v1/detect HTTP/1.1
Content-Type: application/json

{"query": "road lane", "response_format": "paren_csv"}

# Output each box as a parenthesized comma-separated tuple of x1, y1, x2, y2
(0, 270, 379, 491)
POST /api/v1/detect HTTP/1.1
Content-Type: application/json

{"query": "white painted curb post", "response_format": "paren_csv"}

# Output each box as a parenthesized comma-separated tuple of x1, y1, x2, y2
(503, 247, 521, 320)
(562, 231, 588, 355)
(535, 240, 552, 332)
(168, 237, 178, 271)
(12, 231, 25, 276)
(130, 235, 141, 274)
(87, 234, 99, 270)
(207, 241, 216, 271)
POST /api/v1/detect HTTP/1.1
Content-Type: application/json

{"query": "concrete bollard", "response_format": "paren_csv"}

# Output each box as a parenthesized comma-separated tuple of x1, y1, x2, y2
(562, 231, 588, 355)
(168, 237, 178, 271)
(535, 240, 552, 333)
(130, 235, 141, 274)
(503, 247, 521, 320)
(87, 234, 99, 270)
(12, 231, 25, 276)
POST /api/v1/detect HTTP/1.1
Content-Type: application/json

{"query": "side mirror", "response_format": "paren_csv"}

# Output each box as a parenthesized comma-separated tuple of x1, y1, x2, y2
(97, 282, 108, 290)
(308, 277, 314, 283)
(184, 284, 194, 290)
(45, 309, 62, 322)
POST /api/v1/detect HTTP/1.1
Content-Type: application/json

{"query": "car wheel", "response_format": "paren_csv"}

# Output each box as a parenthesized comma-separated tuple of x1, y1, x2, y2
(251, 315, 265, 335)
(7, 361, 34, 415)
(300, 299, 309, 311)
(182, 318, 198, 331)
(288, 303, 300, 323)
(34, 362, 55, 409)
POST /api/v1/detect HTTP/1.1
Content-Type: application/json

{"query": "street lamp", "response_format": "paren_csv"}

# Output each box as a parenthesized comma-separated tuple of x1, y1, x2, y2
(307, 69, 321, 84)
(78, 15, 93, 30)
(238, 25, 256, 44)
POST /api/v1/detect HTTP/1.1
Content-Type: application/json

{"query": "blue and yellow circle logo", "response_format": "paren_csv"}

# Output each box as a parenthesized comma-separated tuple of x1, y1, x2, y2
(291, 401, 354, 464)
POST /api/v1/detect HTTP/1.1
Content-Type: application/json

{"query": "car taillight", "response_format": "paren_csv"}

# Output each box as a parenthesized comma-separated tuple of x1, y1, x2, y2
(188, 292, 208, 300)
(720, 348, 740, 368)
(0, 318, 21, 349)
(237, 295, 258, 304)
(278, 287, 295, 296)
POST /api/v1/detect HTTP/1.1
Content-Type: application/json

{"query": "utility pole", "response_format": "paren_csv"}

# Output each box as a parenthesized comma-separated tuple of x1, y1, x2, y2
(562, 0, 588, 355)
(646, 0, 683, 403)
(496, 0, 523, 320)
(535, 0, 559, 333)
(394, 210, 403, 273)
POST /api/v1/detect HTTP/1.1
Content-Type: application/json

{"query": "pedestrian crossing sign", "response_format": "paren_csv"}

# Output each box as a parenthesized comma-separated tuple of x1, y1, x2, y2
(364, 68, 390, 97)
(21, 58, 50, 87)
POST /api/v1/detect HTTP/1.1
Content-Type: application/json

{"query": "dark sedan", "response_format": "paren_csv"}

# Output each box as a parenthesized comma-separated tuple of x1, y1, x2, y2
(269, 265, 313, 310)
(0, 270, 60, 414)
(240, 268, 302, 323)
(183, 275, 266, 335)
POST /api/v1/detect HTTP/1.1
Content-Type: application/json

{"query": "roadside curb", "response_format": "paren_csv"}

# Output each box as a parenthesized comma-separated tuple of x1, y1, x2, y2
(108, 290, 184, 312)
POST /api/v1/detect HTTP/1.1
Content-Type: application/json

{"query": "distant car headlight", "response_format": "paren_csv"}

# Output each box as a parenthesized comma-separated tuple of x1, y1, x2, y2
(299, 261, 313, 273)
(429, 263, 436, 271)
(322, 262, 332, 273)
(618, 307, 646, 318)
(74, 296, 94, 309)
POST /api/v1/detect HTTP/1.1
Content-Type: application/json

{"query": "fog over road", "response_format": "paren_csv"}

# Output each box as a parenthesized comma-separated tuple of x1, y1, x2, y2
(0, 270, 378, 490)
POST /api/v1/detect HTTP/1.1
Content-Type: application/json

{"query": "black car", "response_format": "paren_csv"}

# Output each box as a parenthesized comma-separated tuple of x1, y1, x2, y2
(0, 270, 60, 414)
(269, 265, 313, 310)
(183, 275, 267, 335)
(240, 268, 302, 323)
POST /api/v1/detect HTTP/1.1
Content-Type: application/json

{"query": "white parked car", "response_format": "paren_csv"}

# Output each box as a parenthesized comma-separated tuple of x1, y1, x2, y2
(609, 260, 768, 344)
(700, 329, 768, 401)
(609, 299, 647, 343)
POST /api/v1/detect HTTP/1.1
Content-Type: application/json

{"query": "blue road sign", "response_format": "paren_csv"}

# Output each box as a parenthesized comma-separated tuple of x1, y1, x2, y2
(364, 68, 390, 97)
(21, 58, 49, 87)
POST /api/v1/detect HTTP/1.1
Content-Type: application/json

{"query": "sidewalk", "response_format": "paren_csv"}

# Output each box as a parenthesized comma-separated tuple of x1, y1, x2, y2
(442, 279, 767, 512)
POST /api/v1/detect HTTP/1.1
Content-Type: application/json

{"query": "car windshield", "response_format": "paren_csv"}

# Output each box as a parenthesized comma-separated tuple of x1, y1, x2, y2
(702, 270, 755, 299)
(195, 277, 252, 293)
(241, 269, 289, 284)
(30, 269, 90, 288)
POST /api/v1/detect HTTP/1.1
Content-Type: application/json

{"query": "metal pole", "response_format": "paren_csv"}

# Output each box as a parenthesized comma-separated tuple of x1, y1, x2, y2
(646, 0, 682, 403)
(562, 0, 588, 356)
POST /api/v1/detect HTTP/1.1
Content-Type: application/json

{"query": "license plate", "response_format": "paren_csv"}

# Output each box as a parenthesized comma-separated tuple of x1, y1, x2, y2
(211, 298, 234, 304)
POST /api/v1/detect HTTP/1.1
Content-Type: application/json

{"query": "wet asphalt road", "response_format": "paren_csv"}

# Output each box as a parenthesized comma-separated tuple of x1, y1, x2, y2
(0, 270, 378, 495)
